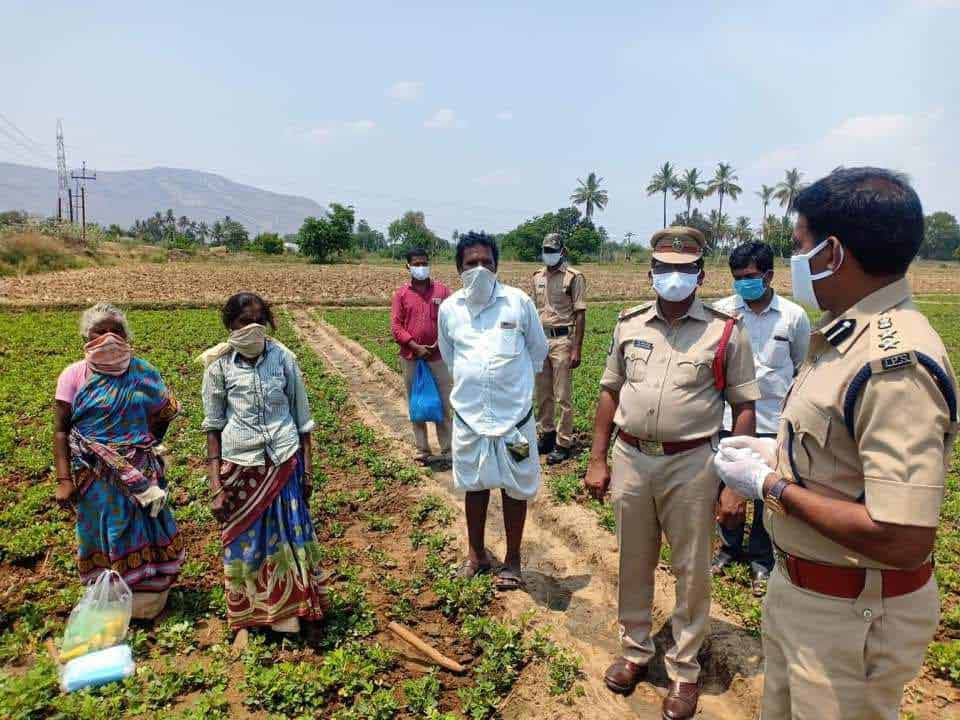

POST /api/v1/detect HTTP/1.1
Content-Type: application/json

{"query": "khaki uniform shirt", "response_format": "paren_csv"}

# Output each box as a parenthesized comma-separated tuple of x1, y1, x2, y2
(600, 299, 760, 441)
(532, 264, 587, 328)
(767, 278, 958, 569)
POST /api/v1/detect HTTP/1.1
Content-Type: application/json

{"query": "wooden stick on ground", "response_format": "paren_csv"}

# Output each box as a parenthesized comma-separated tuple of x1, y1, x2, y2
(387, 621, 465, 674)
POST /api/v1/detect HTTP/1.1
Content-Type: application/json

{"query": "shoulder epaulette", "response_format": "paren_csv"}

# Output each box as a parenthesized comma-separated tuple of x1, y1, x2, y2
(618, 302, 652, 321)
(868, 312, 915, 374)
(705, 303, 735, 320)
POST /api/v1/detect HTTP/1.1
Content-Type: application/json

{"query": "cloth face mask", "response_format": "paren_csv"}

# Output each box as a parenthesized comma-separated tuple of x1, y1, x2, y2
(84, 332, 132, 376)
(229, 323, 267, 358)
(410, 266, 431, 281)
(460, 266, 497, 308)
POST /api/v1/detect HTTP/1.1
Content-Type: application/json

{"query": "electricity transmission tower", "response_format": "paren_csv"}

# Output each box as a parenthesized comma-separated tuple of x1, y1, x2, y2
(70, 161, 97, 242)
(56, 120, 69, 222)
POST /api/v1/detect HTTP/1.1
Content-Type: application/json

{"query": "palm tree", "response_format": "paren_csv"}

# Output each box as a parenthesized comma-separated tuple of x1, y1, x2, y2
(707, 163, 742, 252)
(646, 162, 679, 228)
(756, 184, 775, 240)
(570, 172, 608, 222)
(709, 210, 734, 254)
(674, 168, 706, 223)
(733, 216, 754, 245)
(774, 168, 804, 217)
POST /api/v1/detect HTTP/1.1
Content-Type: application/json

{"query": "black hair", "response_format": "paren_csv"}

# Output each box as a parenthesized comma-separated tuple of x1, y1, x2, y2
(455, 231, 499, 271)
(405, 247, 429, 263)
(729, 241, 774, 273)
(221, 291, 277, 331)
(792, 167, 923, 276)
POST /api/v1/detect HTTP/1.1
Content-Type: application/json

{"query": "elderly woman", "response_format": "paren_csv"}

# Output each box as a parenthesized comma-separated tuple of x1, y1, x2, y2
(53, 303, 184, 620)
(199, 292, 327, 639)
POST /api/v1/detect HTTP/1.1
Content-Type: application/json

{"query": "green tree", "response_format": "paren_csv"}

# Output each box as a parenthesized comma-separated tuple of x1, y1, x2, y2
(674, 168, 706, 223)
(570, 172, 609, 222)
(353, 219, 387, 253)
(756, 184, 775, 241)
(764, 215, 795, 258)
(647, 162, 679, 229)
(923, 211, 960, 260)
(222, 217, 249, 251)
(774, 168, 804, 217)
(709, 209, 733, 255)
(0, 209, 28, 226)
(254, 232, 284, 255)
(210, 221, 225, 246)
(106, 223, 124, 237)
(733, 216, 754, 245)
(388, 211, 443, 257)
(707, 163, 742, 250)
(500, 207, 584, 261)
(299, 203, 356, 263)
(672, 208, 715, 250)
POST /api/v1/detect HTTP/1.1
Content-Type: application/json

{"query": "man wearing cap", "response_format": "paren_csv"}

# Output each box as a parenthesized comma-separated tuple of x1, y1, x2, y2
(715, 168, 957, 719)
(533, 233, 587, 464)
(585, 226, 758, 719)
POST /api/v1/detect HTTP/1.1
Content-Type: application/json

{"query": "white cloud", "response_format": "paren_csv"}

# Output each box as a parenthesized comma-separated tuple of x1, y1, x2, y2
(386, 80, 423, 101)
(344, 119, 376, 133)
(424, 108, 457, 129)
(495, 110, 513, 121)
(474, 169, 518, 186)
(826, 114, 912, 141)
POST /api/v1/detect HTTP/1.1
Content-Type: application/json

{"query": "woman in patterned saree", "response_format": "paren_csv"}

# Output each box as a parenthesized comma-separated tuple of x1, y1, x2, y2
(53, 303, 184, 620)
(200, 292, 327, 640)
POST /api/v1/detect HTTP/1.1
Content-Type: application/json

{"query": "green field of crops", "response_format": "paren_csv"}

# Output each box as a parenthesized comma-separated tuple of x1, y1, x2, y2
(0, 309, 582, 719)
(321, 300, 960, 684)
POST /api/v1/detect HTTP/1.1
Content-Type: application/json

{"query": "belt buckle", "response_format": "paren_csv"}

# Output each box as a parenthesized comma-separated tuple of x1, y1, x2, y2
(638, 440, 665, 457)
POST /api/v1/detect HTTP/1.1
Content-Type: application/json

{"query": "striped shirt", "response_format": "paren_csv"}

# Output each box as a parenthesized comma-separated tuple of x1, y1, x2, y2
(201, 340, 314, 467)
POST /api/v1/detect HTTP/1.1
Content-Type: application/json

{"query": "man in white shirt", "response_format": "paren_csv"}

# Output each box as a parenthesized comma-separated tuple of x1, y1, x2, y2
(712, 241, 811, 594)
(438, 232, 549, 591)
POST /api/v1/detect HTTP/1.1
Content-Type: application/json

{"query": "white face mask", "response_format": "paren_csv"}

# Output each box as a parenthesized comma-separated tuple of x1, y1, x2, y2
(460, 266, 497, 308)
(790, 238, 843, 311)
(409, 265, 430, 281)
(652, 270, 700, 302)
(542, 252, 562, 267)
(228, 323, 267, 358)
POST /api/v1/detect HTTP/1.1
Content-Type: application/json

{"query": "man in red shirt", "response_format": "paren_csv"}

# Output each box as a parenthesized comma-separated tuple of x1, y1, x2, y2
(391, 248, 454, 467)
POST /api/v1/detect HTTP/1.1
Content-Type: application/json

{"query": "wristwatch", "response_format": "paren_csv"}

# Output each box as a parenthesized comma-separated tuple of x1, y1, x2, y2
(765, 477, 791, 516)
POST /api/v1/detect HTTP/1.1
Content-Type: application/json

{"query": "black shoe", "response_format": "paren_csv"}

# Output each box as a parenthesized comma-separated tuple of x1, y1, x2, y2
(546, 445, 572, 465)
(537, 431, 556, 455)
(752, 566, 771, 596)
(710, 550, 738, 576)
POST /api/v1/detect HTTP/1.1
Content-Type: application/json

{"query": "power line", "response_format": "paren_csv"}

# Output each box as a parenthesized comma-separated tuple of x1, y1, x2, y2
(0, 112, 54, 158)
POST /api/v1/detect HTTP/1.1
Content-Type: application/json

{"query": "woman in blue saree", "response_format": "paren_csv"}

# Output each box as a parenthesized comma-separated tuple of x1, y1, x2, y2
(53, 303, 184, 619)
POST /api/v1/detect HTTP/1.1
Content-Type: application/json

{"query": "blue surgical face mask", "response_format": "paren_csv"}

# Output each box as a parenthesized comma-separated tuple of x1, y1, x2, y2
(733, 277, 767, 301)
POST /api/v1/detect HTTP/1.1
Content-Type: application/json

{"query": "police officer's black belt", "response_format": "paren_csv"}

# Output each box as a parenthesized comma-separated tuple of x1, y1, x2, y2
(544, 326, 571, 338)
(454, 407, 534, 434)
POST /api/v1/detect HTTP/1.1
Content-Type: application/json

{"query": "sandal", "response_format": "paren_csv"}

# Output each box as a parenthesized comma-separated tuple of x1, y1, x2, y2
(495, 566, 524, 591)
(456, 557, 492, 579)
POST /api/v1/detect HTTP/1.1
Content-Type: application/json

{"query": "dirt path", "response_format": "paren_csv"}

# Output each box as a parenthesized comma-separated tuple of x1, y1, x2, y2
(290, 308, 764, 720)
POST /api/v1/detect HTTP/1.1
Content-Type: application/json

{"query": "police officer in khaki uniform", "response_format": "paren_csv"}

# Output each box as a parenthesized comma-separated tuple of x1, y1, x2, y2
(715, 167, 957, 720)
(534, 233, 587, 464)
(584, 226, 759, 719)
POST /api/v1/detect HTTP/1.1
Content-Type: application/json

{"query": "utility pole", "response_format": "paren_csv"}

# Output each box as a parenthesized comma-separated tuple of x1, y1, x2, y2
(56, 120, 68, 222)
(70, 161, 96, 242)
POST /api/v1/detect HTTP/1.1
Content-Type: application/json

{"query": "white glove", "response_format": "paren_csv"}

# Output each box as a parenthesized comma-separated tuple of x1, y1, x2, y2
(713, 446, 773, 501)
(133, 486, 167, 517)
(719, 435, 777, 468)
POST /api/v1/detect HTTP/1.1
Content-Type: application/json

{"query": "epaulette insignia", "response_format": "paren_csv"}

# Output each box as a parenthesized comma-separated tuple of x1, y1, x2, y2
(618, 303, 652, 321)
(824, 318, 856, 346)
(869, 313, 915, 373)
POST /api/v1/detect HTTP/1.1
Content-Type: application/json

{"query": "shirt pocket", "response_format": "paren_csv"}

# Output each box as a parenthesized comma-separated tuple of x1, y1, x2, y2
(263, 372, 288, 408)
(763, 335, 791, 369)
(624, 343, 652, 382)
(496, 320, 522, 357)
(782, 396, 831, 483)
(673, 350, 714, 388)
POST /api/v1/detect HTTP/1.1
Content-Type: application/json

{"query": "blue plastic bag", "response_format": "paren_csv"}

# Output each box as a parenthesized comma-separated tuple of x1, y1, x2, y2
(409, 359, 444, 423)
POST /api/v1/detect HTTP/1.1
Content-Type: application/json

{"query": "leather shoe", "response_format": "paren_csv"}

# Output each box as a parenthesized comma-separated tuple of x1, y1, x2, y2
(662, 681, 699, 720)
(752, 566, 771, 597)
(537, 431, 556, 455)
(604, 656, 647, 695)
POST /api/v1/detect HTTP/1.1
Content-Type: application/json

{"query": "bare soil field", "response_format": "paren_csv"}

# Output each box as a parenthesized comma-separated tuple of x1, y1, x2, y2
(3, 257, 959, 307)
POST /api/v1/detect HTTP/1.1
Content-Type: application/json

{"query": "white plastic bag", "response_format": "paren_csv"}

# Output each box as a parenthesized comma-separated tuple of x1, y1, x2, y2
(59, 570, 132, 662)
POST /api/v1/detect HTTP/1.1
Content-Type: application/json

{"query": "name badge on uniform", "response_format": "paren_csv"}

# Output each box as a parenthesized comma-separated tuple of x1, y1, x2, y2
(500, 321, 517, 329)
(632, 339, 653, 350)
(432, 297, 442, 305)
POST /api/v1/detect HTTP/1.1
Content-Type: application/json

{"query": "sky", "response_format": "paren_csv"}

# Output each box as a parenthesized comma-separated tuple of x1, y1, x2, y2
(2, 0, 958, 241)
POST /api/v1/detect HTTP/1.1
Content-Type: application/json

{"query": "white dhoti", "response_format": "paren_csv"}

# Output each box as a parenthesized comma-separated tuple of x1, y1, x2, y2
(452, 413, 541, 501)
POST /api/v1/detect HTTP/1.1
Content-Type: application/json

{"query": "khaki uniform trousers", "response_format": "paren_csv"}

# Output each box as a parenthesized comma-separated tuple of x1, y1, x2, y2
(535, 336, 574, 448)
(401, 358, 453, 457)
(611, 438, 717, 684)
(761, 563, 939, 720)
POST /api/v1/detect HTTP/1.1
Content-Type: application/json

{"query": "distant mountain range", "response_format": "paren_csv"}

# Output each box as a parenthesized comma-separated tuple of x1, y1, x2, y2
(0, 162, 325, 235)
